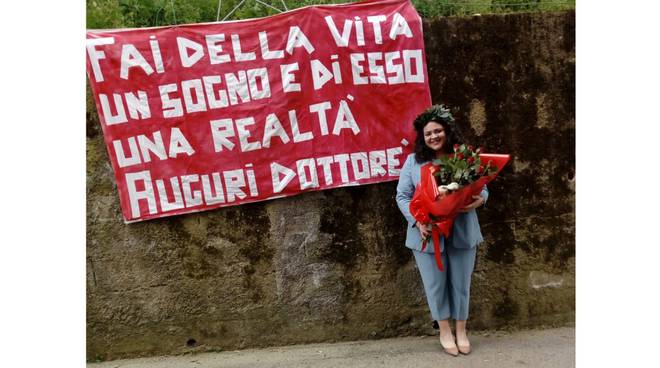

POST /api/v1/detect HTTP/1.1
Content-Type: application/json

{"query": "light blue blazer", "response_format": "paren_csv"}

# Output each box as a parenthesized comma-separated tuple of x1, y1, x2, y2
(396, 153, 488, 253)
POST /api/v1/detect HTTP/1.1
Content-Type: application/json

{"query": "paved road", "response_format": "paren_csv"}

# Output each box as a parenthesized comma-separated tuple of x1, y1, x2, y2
(89, 327, 575, 368)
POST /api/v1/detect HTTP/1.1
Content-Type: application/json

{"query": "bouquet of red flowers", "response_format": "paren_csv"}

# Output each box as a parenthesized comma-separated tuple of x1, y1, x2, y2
(409, 144, 510, 271)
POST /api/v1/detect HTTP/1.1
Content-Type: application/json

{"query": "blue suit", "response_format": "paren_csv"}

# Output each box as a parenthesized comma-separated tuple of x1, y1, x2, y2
(396, 153, 488, 321)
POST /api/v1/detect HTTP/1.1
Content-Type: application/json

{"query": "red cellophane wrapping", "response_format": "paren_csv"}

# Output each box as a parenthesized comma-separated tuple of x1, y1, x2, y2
(409, 154, 510, 271)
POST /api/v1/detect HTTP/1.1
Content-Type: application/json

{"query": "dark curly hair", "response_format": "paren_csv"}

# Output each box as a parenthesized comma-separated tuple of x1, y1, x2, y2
(413, 105, 463, 164)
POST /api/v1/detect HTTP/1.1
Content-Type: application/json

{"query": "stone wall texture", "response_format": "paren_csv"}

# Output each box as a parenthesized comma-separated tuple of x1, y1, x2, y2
(87, 10, 575, 360)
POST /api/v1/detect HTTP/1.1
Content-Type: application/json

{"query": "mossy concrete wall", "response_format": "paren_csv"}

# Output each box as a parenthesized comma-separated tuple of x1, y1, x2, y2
(87, 11, 575, 360)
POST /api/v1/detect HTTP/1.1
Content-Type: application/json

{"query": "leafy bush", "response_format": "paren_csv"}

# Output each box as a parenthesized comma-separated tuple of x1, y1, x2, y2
(87, 0, 575, 29)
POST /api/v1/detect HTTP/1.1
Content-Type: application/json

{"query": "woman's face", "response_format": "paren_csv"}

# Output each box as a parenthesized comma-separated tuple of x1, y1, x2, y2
(423, 121, 446, 152)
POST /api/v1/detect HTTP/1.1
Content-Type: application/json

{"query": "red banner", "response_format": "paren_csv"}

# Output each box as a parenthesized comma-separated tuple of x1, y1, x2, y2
(86, 0, 431, 222)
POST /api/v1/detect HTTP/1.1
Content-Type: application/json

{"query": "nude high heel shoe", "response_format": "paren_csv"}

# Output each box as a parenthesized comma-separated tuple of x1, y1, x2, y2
(456, 335, 471, 355)
(439, 334, 459, 357)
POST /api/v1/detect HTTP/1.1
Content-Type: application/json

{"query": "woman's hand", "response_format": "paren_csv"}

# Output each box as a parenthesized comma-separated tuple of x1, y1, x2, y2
(461, 195, 485, 212)
(416, 221, 432, 239)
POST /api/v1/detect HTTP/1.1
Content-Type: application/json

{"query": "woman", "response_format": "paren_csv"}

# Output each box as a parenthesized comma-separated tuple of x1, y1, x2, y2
(396, 105, 488, 356)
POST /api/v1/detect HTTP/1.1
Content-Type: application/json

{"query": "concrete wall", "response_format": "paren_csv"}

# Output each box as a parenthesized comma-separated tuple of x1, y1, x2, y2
(86, 11, 575, 360)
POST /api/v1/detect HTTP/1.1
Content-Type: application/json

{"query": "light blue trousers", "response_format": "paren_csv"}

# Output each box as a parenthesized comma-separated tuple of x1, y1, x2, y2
(412, 244, 477, 321)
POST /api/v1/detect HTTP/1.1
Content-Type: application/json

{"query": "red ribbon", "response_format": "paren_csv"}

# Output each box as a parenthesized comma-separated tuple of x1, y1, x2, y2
(421, 218, 454, 271)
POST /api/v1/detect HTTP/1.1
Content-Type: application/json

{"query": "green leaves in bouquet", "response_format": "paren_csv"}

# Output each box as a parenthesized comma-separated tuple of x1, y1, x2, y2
(483, 160, 499, 177)
(432, 143, 494, 186)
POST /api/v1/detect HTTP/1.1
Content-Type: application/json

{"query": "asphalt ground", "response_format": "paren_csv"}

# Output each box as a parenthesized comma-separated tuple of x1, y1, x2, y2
(88, 326, 575, 368)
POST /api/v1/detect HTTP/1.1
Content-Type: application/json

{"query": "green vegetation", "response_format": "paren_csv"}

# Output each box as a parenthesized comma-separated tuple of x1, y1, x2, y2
(86, 353, 106, 363)
(87, 0, 575, 29)
(413, 0, 574, 18)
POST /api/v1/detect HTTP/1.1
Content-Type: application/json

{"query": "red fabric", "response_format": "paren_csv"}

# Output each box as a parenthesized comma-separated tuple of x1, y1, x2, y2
(86, 0, 431, 222)
(409, 153, 510, 270)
